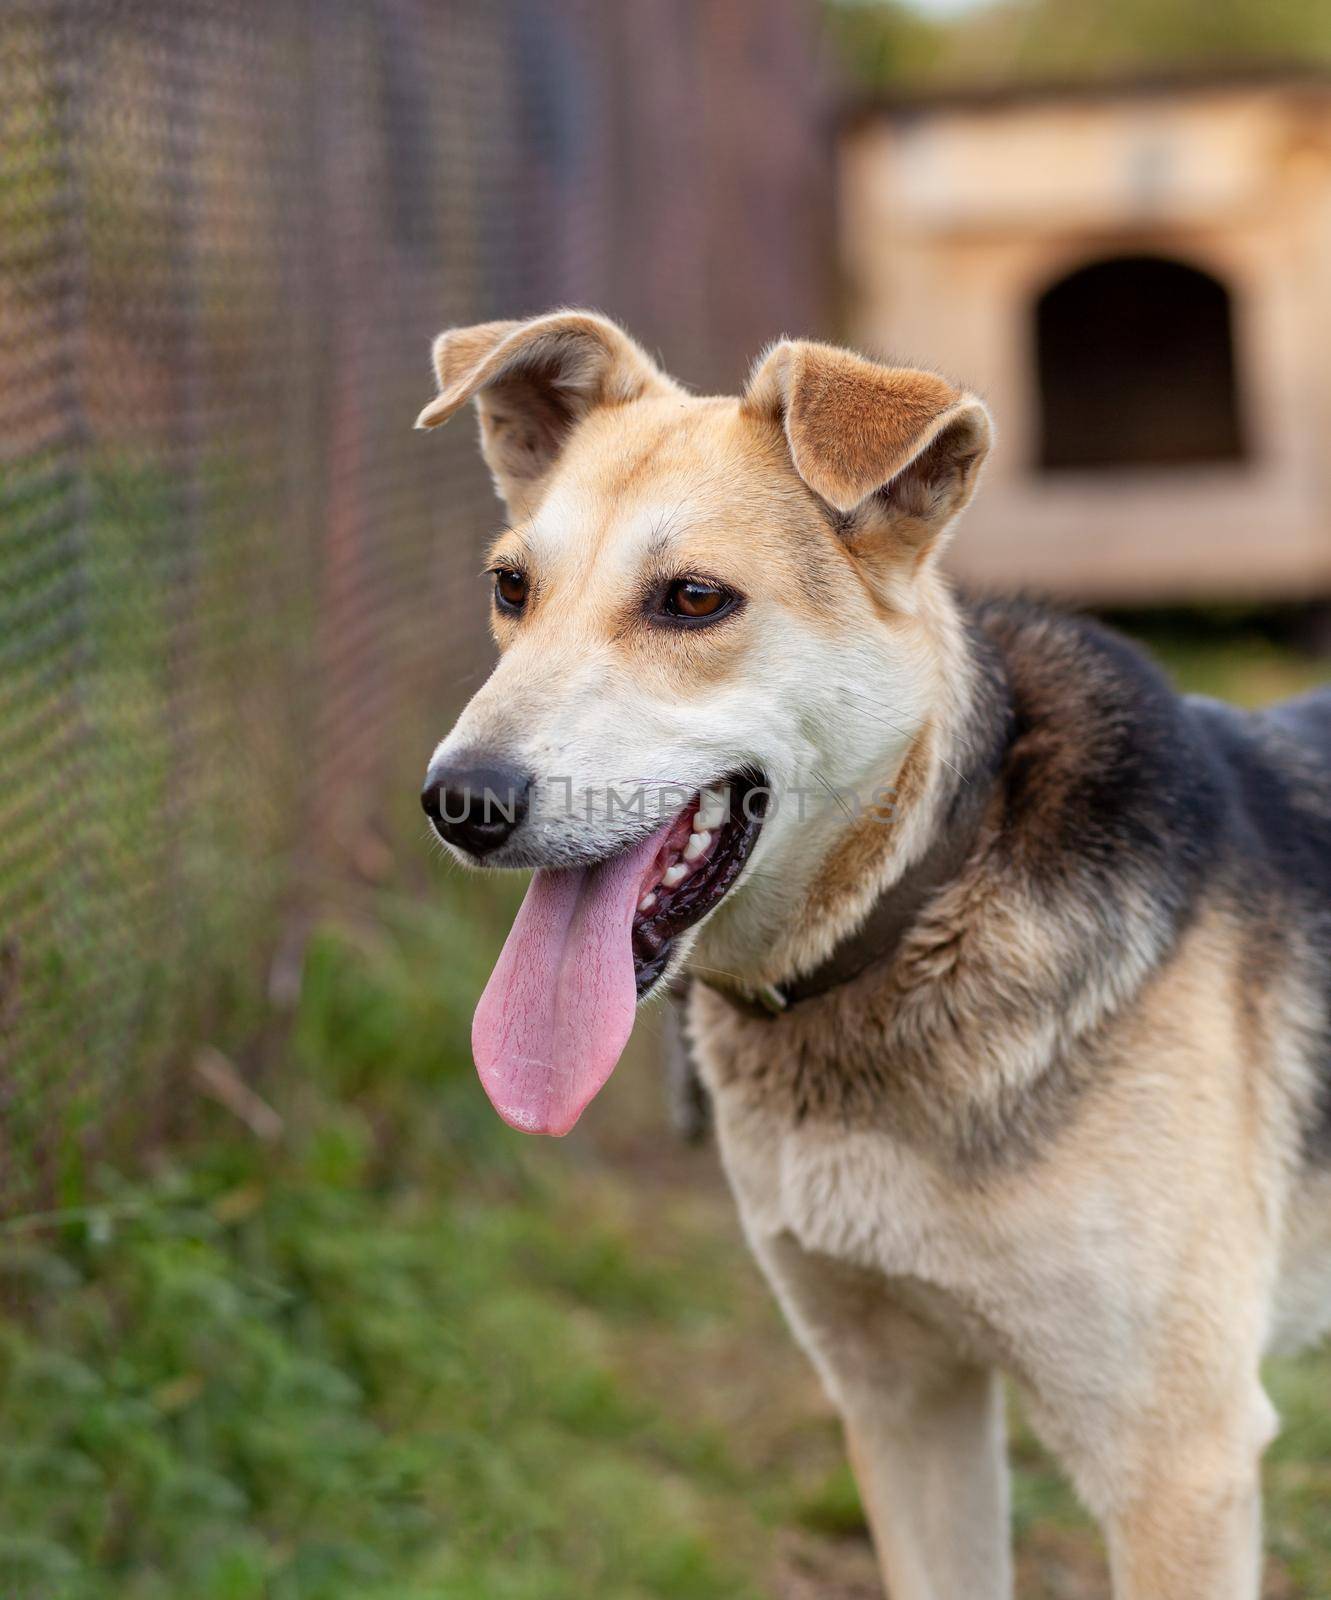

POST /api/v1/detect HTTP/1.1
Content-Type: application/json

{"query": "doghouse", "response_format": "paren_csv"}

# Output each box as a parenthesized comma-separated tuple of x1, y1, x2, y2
(841, 67, 1331, 602)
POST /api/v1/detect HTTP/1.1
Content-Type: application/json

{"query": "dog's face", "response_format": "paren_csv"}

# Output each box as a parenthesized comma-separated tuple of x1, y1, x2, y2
(417, 312, 989, 1135)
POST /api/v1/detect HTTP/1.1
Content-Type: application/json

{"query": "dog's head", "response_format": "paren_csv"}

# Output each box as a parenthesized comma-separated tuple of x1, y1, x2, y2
(417, 310, 989, 1134)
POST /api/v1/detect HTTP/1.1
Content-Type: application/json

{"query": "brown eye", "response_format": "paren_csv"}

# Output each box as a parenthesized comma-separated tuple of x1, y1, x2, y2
(660, 578, 737, 624)
(493, 568, 528, 613)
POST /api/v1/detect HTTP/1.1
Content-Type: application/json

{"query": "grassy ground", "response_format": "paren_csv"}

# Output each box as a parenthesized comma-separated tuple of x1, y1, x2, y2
(2, 629, 1329, 1599)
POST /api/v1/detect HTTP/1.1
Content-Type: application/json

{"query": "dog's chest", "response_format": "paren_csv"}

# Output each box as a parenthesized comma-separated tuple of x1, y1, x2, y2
(705, 1085, 1150, 1397)
(710, 1089, 1053, 1373)
(690, 1007, 988, 1275)
(709, 1083, 983, 1280)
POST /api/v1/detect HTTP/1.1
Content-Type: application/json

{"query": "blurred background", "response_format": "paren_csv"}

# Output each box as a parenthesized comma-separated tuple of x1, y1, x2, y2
(1, 2, 1329, 1597)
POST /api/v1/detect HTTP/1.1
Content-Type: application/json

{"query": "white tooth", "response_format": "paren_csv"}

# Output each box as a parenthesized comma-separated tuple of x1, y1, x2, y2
(683, 830, 710, 862)
(662, 862, 688, 888)
(637, 892, 657, 913)
(697, 788, 728, 831)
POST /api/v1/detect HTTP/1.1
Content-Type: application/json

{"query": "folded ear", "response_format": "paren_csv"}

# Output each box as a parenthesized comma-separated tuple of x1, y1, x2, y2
(744, 339, 990, 558)
(415, 309, 680, 512)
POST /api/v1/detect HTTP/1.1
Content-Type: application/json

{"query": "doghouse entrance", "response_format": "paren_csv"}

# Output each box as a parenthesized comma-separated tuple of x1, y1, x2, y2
(1035, 255, 1244, 470)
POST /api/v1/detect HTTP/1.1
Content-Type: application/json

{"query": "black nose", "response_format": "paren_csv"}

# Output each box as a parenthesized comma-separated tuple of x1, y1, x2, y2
(421, 758, 531, 857)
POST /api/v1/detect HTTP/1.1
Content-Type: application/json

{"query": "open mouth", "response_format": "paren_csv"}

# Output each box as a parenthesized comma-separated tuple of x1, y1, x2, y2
(470, 770, 766, 1137)
(629, 770, 767, 996)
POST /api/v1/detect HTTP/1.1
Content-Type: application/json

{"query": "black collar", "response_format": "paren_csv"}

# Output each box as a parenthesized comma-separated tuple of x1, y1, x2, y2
(694, 774, 991, 1021)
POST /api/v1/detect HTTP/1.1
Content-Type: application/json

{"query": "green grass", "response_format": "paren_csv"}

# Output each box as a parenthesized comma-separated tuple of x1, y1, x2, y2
(0, 1163, 762, 1600)
(1118, 611, 1331, 708)
(0, 891, 770, 1600)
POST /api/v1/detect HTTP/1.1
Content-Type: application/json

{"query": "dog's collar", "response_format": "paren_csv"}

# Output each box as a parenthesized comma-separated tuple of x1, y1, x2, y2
(693, 776, 992, 1023)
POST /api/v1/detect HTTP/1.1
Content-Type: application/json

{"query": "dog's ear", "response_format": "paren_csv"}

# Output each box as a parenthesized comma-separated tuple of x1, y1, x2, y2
(416, 310, 679, 512)
(744, 340, 990, 559)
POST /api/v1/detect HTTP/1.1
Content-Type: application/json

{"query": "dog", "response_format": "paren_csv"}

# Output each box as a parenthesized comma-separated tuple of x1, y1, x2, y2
(415, 309, 1331, 1599)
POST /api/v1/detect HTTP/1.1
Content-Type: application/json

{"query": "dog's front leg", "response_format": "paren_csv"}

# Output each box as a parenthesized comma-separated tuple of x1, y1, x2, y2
(1097, 1401, 1271, 1600)
(844, 1361, 1011, 1600)
(1104, 1468, 1263, 1600)
(1043, 1362, 1274, 1600)
(754, 1233, 1013, 1600)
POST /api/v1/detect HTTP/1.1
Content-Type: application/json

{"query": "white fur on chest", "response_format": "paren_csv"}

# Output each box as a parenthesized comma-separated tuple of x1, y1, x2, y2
(724, 1101, 948, 1273)
(706, 1080, 1156, 1396)
(709, 1095, 1035, 1327)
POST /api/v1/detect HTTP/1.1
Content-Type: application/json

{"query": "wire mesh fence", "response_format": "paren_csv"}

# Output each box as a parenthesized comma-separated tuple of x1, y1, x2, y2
(0, 0, 830, 1220)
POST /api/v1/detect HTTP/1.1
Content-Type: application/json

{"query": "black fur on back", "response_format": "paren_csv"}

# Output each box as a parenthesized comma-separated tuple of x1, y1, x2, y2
(967, 597, 1331, 1157)
(1186, 686, 1331, 1153)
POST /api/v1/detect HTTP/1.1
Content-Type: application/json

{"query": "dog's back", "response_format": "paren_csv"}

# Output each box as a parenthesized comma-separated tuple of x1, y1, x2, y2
(1182, 684, 1331, 1158)
(1263, 684, 1331, 795)
(965, 599, 1331, 1167)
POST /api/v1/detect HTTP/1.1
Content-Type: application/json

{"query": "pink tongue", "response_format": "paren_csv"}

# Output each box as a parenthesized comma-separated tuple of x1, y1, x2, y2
(471, 821, 674, 1135)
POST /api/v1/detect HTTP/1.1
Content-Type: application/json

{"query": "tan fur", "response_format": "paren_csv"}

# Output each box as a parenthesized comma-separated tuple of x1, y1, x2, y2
(416, 310, 682, 511)
(420, 311, 1331, 1598)
(695, 902, 1293, 1597)
(744, 339, 988, 521)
